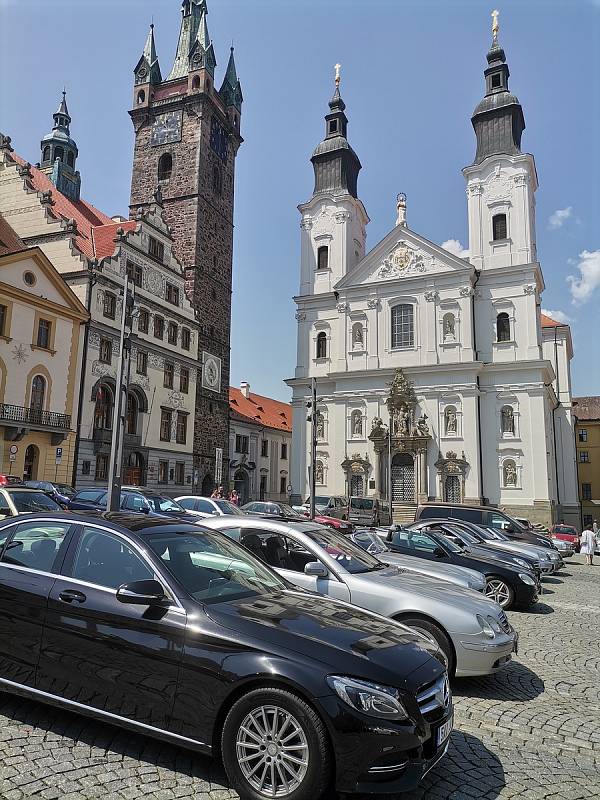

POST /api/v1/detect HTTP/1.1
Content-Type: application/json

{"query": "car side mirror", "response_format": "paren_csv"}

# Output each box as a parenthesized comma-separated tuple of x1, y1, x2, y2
(116, 579, 169, 606)
(304, 561, 329, 578)
(212, 510, 220, 516)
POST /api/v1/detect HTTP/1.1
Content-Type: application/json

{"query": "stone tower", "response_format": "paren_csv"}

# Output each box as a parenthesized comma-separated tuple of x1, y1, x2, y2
(128, 0, 242, 492)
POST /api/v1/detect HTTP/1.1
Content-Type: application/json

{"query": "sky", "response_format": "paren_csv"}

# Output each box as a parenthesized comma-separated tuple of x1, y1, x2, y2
(1, 0, 599, 402)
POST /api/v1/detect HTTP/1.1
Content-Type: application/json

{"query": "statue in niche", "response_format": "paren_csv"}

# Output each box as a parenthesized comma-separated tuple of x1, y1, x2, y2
(398, 406, 410, 436)
(352, 323, 364, 350)
(352, 411, 363, 437)
(501, 406, 515, 435)
(504, 461, 517, 487)
(316, 413, 325, 440)
(445, 408, 457, 435)
(443, 314, 455, 342)
(417, 414, 430, 436)
(315, 460, 324, 484)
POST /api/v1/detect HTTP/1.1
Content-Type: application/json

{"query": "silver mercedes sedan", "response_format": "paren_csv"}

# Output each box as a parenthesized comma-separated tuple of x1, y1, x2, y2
(201, 516, 518, 678)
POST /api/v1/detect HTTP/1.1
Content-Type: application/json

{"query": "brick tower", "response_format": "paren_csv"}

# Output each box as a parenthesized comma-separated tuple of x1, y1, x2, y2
(129, 0, 242, 493)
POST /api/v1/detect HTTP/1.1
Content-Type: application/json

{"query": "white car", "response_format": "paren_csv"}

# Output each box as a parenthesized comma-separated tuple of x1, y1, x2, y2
(175, 495, 245, 518)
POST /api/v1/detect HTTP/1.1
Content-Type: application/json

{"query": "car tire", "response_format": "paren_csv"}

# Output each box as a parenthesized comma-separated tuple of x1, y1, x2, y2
(397, 616, 455, 676)
(221, 687, 332, 800)
(485, 576, 515, 609)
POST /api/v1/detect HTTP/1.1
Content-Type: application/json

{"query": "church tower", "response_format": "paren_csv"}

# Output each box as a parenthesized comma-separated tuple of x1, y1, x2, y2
(298, 68, 368, 297)
(463, 10, 538, 271)
(129, 0, 242, 491)
(39, 91, 81, 202)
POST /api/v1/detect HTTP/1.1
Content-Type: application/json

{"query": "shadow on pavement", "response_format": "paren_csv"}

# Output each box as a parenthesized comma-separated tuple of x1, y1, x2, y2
(452, 659, 544, 702)
(524, 601, 554, 615)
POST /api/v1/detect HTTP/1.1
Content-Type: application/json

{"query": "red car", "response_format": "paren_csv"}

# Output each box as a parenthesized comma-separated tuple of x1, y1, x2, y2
(550, 524, 579, 552)
(303, 511, 354, 534)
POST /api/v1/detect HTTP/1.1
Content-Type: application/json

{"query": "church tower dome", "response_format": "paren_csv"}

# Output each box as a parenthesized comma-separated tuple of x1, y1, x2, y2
(40, 90, 81, 201)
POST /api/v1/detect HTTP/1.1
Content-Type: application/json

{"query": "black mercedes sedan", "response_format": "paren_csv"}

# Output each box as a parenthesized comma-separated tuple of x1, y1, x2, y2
(0, 512, 452, 798)
(386, 525, 539, 609)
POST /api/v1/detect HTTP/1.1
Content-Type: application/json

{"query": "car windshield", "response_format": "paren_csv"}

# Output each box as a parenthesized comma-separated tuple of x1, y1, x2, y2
(145, 496, 185, 513)
(352, 531, 388, 555)
(277, 504, 305, 518)
(350, 498, 374, 510)
(413, 527, 462, 554)
(214, 500, 246, 516)
(553, 525, 576, 535)
(74, 489, 106, 503)
(305, 527, 384, 574)
(445, 525, 479, 545)
(9, 491, 62, 513)
(146, 529, 286, 604)
(55, 484, 75, 497)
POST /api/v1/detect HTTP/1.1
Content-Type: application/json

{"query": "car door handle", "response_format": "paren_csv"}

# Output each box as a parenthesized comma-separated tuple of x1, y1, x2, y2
(58, 589, 87, 604)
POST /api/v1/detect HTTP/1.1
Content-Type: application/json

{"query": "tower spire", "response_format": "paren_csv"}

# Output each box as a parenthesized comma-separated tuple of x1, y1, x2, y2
(40, 89, 80, 201)
(219, 47, 243, 111)
(134, 23, 162, 86)
(167, 0, 206, 81)
(188, 5, 216, 76)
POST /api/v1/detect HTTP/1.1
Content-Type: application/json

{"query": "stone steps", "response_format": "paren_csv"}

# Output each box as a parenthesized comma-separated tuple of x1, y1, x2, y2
(392, 504, 417, 525)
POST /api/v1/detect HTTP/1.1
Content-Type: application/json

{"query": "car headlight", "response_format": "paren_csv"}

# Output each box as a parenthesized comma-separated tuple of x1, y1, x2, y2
(513, 558, 530, 569)
(518, 573, 536, 586)
(327, 676, 409, 721)
(476, 614, 496, 639)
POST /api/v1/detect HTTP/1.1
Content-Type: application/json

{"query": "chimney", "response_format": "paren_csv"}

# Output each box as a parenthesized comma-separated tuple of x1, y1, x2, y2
(240, 381, 250, 399)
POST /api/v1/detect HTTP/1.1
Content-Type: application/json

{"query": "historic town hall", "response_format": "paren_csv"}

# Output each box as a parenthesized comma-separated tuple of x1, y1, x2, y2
(287, 17, 579, 527)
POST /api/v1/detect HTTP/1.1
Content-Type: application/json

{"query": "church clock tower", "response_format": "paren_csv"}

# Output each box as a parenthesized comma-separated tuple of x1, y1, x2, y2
(129, 0, 242, 492)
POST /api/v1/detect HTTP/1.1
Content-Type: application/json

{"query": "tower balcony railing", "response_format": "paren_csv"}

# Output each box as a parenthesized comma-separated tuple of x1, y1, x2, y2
(0, 403, 71, 430)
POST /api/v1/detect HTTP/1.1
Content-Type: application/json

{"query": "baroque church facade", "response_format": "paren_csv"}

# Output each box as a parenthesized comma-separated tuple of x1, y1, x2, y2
(287, 20, 579, 527)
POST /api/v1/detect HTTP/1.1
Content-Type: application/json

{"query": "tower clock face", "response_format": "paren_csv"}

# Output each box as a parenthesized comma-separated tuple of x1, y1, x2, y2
(151, 111, 183, 147)
(210, 116, 229, 163)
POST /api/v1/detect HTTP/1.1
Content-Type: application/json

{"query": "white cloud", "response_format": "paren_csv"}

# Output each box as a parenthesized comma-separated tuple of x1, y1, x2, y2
(541, 308, 572, 325)
(441, 239, 469, 259)
(567, 249, 600, 304)
(548, 206, 573, 230)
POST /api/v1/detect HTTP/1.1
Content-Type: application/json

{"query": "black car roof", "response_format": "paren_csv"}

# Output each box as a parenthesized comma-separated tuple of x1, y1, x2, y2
(0, 510, 206, 536)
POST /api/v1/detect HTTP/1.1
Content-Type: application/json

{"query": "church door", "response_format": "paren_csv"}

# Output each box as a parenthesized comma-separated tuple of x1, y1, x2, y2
(391, 453, 414, 503)
(350, 475, 364, 497)
(444, 475, 461, 503)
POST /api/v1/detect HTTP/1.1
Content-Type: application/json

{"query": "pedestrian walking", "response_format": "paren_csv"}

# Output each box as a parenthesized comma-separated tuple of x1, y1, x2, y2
(580, 524, 595, 566)
(229, 489, 239, 506)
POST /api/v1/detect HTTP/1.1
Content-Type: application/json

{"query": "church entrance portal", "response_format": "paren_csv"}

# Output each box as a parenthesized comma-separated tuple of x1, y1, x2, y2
(391, 453, 414, 503)
(444, 474, 461, 502)
(350, 474, 364, 497)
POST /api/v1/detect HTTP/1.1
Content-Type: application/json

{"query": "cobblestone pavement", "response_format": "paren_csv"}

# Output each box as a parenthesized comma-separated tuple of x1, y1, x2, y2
(0, 556, 599, 799)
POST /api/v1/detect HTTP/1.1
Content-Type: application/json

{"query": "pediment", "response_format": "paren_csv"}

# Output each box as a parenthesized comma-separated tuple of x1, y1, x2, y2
(335, 226, 472, 290)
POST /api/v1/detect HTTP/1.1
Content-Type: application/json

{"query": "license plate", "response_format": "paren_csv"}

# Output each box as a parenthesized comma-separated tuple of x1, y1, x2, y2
(436, 714, 453, 746)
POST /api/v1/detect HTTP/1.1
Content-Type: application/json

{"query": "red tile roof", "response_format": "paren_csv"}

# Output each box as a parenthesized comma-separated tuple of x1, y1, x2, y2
(573, 396, 600, 422)
(229, 387, 292, 433)
(91, 221, 138, 259)
(10, 152, 114, 259)
(541, 312, 566, 329)
(0, 212, 26, 256)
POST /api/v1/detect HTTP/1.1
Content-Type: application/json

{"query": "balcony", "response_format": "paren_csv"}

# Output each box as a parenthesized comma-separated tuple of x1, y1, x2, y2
(0, 403, 71, 431)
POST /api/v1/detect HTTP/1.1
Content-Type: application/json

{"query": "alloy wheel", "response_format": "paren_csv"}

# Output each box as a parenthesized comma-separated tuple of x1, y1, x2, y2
(485, 579, 511, 607)
(236, 704, 309, 797)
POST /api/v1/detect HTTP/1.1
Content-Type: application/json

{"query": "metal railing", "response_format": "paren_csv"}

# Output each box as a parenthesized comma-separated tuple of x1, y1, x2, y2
(0, 403, 71, 430)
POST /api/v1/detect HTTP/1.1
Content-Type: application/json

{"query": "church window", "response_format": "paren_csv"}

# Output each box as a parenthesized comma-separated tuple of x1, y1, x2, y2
(391, 304, 414, 348)
(137, 90, 145, 105)
(212, 165, 222, 195)
(148, 235, 164, 263)
(67, 151, 74, 167)
(158, 153, 173, 182)
(54, 147, 64, 162)
(496, 312, 511, 342)
(317, 246, 329, 270)
(492, 213, 507, 241)
(316, 332, 327, 359)
(42, 145, 50, 162)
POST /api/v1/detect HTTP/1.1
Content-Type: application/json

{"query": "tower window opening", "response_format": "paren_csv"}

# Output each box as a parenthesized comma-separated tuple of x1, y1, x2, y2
(329, 119, 338, 134)
(54, 147, 64, 162)
(42, 146, 50, 162)
(496, 312, 511, 343)
(492, 213, 507, 241)
(137, 89, 145, 105)
(192, 75, 201, 90)
(316, 332, 327, 359)
(206, 78, 211, 92)
(158, 152, 173, 182)
(491, 73, 502, 88)
(67, 151, 74, 167)
(317, 245, 329, 270)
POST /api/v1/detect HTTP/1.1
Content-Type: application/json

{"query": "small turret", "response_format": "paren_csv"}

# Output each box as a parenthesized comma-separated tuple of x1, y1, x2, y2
(40, 91, 81, 202)
(188, 6, 217, 95)
(219, 47, 243, 129)
(133, 23, 162, 108)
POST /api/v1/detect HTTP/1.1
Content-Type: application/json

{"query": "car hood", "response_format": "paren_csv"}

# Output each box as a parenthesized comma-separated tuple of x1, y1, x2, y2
(379, 552, 484, 589)
(484, 541, 549, 561)
(204, 587, 441, 686)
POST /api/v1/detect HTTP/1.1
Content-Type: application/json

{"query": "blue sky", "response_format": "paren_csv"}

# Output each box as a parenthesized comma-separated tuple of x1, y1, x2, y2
(1, 0, 598, 401)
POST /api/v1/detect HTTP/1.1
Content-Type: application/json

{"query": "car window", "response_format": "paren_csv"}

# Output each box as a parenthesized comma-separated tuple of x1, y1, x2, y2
(489, 512, 511, 530)
(146, 529, 285, 604)
(352, 531, 387, 554)
(2, 522, 71, 572)
(70, 528, 154, 590)
(145, 496, 184, 513)
(350, 498, 374, 510)
(0, 494, 12, 517)
(74, 489, 106, 503)
(0, 527, 15, 558)
(121, 493, 150, 512)
(305, 528, 384, 574)
(392, 529, 439, 553)
(177, 497, 196, 510)
(9, 491, 62, 513)
(214, 500, 244, 516)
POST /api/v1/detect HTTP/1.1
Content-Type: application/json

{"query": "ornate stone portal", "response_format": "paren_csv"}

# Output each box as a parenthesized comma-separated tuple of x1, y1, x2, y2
(435, 450, 469, 502)
(341, 453, 371, 497)
(369, 369, 431, 505)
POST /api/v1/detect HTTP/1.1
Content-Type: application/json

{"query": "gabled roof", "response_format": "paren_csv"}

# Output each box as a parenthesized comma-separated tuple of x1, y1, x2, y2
(0, 212, 26, 256)
(229, 387, 291, 433)
(540, 312, 566, 329)
(91, 221, 138, 260)
(573, 397, 600, 422)
(10, 152, 113, 259)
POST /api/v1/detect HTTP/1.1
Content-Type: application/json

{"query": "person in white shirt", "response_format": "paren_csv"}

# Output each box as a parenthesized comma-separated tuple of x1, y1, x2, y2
(580, 524, 596, 566)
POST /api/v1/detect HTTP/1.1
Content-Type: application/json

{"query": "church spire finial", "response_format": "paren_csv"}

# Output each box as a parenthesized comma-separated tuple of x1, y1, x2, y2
(334, 63, 341, 88)
(491, 9, 499, 44)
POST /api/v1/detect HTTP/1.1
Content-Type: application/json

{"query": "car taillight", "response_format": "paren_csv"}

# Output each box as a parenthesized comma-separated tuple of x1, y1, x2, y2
(0, 475, 8, 487)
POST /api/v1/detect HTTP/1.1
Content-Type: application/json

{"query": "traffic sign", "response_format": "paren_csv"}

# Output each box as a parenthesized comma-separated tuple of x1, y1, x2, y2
(55, 447, 63, 465)
(9, 454, 16, 462)
(9, 445, 18, 455)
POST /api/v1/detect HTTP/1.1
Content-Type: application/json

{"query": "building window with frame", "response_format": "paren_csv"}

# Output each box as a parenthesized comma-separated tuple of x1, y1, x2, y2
(0, 304, 7, 337)
(496, 312, 511, 343)
(176, 412, 187, 445)
(126, 261, 143, 287)
(95, 454, 109, 481)
(138, 309, 149, 333)
(281, 442, 288, 460)
(30, 375, 46, 412)
(181, 327, 191, 351)
(179, 367, 189, 394)
(154, 316, 164, 340)
(316, 331, 327, 359)
(158, 460, 169, 483)
(580, 451, 590, 463)
(582, 483, 592, 501)
(136, 350, 147, 376)
(36, 318, 52, 349)
(236, 434, 249, 455)
(160, 410, 172, 442)
(168, 321, 178, 345)
(317, 245, 329, 270)
(280, 476, 287, 494)
(99, 337, 112, 364)
(261, 440, 269, 457)
(164, 362, 174, 389)
(391, 304, 414, 348)
(578, 429, 588, 442)
(103, 292, 117, 320)
(492, 213, 507, 241)
(125, 393, 138, 436)
(165, 283, 180, 306)
(148, 235, 164, 263)
(94, 384, 113, 431)
(175, 462, 185, 485)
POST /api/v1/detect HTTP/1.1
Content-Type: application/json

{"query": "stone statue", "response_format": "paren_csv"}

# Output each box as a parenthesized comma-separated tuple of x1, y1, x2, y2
(316, 413, 325, 440)
(352, 323, 364, 350)
(417, 414, 430, 436)
(315, 460, 324, 484)
(398, 406, 409, 436)
(504, 461, 517, 487)
(352, 412, 363, 437)
(445, 408, 457, 434)
(501, 406, 515, 434)
(443, 315, 455, 342)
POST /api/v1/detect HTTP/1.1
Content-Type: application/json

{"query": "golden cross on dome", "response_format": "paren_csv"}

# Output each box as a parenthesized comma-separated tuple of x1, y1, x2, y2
(334, 63, 341, 87)
(492, 9, 500, 41)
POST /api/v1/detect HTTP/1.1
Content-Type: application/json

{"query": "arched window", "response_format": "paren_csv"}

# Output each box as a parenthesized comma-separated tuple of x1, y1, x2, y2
(442, 312, 456, 342)
(67, 151, 75, 168)
(496, 312, 511, 342)
(391, 304, 414, 348)
(316, 331, 327, 359)
(158, 152, 173, 182)
(492, 213, 507, 241)
(192, 75, 201, 90)
(42, 145, 51, 162)
(94, 384, 113, 431)
(54, 147, 64, 162)
(137, 89, 145, 105)
(317, 246, 329, 270)
(503, 459, 517, 487)
(351, 322, 364, 350)
(212, 165, 222, 195)
(501, 405, 515, 435)
(30, 376, 46, 414)
(351, 409, 363, 438)
(126, 393, 138, 436)
(444, 406, 458, 436)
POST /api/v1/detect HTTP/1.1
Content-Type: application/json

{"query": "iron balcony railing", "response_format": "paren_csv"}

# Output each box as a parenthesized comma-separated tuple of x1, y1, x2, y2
(0, 403, 71, 430)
